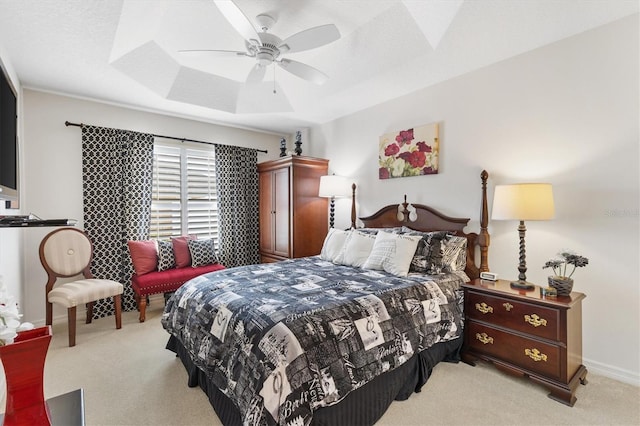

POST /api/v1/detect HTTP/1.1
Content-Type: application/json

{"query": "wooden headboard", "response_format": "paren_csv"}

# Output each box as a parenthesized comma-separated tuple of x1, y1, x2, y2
(359, 170, 490, 279)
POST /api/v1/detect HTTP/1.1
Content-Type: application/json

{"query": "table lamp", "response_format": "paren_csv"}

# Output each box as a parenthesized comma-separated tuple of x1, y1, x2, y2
(318, 175, 351, 228)
(492, 183, 555, 289)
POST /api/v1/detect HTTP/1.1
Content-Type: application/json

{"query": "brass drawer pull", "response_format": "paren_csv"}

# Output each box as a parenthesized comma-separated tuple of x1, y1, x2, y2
(475, 302, 493, 314)
(475, 332, 494, 344)
(524, 314, 547, 327)
(503, 302, 513, 311)
(525, 348, 548, 362)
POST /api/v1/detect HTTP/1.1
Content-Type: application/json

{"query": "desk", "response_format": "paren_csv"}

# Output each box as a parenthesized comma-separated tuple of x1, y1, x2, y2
(0, 389, 85, 426)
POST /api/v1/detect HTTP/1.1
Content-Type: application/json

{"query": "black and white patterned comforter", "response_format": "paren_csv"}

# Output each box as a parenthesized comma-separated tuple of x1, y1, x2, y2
(162, 256, 465, 426)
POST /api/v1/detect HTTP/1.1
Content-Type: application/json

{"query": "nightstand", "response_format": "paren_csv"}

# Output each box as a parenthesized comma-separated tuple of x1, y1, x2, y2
(461, 279, 588, 406)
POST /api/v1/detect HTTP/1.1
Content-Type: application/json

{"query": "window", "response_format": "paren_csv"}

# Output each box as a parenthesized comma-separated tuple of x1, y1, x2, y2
(150, 143, 219, 244)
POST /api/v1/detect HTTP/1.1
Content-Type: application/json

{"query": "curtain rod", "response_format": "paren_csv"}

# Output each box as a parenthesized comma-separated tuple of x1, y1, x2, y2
(64, 121, 268, 154)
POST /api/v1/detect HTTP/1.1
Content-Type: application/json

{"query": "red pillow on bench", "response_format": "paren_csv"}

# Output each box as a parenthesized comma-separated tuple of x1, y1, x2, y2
(128, 240, 158, 275)
(172, 235, 197, 268)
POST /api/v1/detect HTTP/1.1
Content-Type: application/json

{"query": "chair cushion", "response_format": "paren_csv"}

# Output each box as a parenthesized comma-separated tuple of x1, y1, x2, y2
(131, 263, 225, 297)
(48, 279, 123, 308)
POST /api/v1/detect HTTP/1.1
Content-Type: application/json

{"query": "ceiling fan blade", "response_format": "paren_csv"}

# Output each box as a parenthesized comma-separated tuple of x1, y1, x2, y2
(246, 64, 266, 83)
(213, 0, 260, 44)
(278, 59, 328, 85)
(279, 24, 340, 54)
(178, 49, 248, 58)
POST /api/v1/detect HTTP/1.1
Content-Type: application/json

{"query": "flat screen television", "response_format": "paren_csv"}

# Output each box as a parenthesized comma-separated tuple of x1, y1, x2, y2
(0, 60, 18, 202)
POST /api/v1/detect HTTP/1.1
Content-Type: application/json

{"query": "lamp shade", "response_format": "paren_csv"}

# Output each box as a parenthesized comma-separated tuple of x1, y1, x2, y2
(318, 175, 351, 198)
(492, 183, 555, 221)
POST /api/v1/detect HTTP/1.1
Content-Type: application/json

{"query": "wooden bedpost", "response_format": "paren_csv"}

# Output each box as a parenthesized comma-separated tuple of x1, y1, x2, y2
(479, 170, 490, 272)
(351, 183, 357, 229)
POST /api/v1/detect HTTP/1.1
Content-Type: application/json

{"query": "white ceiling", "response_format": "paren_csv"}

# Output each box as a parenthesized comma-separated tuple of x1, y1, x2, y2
(0, 0, 637, 135)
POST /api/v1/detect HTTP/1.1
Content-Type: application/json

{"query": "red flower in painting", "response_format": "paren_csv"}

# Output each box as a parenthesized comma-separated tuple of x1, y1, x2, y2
(384, 143, 399, 157)
(423, 166, 436, 175)
(379, 168, 390, 179)
(398, 151, 426, 169)
(395, 129, 414, 147)
(416, 141, 432, 153)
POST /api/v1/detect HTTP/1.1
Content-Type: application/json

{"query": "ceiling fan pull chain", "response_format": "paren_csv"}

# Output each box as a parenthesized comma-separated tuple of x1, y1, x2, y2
(273, 64, 277, 94)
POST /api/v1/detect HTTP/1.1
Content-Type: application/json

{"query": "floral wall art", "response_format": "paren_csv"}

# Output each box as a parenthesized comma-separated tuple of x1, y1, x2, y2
(378, 123, 439, 179)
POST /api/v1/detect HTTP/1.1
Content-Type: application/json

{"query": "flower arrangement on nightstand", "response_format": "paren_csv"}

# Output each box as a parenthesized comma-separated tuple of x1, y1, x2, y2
(543, 251, 589, 296)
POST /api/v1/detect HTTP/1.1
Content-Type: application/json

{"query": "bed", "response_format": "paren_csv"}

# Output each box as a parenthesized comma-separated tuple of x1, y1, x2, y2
(162, 170, 490, 425)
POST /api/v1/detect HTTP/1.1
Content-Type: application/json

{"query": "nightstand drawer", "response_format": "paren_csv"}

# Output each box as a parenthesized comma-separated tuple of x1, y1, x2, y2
(466, 290, 560, 341)
(467, 321, 561, 381)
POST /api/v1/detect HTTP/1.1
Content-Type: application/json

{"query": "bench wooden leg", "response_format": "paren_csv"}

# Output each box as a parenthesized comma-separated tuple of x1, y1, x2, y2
(138, 295, 147, 323)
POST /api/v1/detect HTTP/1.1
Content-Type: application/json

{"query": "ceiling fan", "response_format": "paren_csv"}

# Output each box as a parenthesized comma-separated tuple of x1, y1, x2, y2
(180, 0, 341, 85)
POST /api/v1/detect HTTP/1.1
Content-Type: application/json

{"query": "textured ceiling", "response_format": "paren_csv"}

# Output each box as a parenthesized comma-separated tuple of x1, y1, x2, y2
(0, 0, 637, 135)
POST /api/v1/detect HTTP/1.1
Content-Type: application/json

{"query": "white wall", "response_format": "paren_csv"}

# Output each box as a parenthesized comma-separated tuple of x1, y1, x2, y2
(309, 15, 639, 385)
(20, 90, 282, 325)
(0, 46, 24, 314)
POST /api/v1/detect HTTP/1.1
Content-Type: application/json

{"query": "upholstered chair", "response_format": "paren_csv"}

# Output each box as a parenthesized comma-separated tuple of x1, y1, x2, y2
(39, 228, 123, 346)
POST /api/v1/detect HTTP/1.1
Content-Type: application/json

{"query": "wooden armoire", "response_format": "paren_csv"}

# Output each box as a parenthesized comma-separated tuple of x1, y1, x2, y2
(258, 156, 328, 263)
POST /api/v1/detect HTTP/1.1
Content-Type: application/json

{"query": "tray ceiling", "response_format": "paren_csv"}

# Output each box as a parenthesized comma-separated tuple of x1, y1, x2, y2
(0, 0, 636, 134)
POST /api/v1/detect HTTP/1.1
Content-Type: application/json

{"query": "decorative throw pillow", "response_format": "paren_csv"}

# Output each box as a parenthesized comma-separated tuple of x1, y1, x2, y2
(441, 236, 468, 272)
(187, 238, 219, 267)
(403, 230, 451, 274)
(362, 231, 422, 277)
(157, 240, 176, 271)
(339, 230, 377, 267)
(127, 240, 157, 275)
(357, 227, 404, 235)
(404, 230, 468, 274)
(172, 235, 197, 268)
(320, 228, 350, 263)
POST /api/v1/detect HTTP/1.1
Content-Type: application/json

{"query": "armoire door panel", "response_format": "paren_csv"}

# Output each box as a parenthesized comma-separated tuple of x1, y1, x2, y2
(258, 171, 275, 253)
(273, 167, 291, 257)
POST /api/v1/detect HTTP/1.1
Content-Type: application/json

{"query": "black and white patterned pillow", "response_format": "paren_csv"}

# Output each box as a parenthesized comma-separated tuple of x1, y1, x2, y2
(157, 240, 176, 271)
(403, 230, 450, 274)
(187, 239, 218, 267)
(405, 230, 468, 274)
(442, 236, 467, 272)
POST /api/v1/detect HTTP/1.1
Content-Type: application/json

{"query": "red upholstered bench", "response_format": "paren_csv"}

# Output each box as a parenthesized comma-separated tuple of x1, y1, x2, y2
(132, 263, 225, 322)
(128, 236, 225, 322)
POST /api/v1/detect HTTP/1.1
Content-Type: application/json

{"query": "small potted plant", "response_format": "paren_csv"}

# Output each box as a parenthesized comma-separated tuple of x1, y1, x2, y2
(542, 251, 589, 296)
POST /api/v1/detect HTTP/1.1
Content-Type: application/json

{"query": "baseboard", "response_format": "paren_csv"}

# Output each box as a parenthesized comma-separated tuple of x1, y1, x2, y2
(584, 357, 640, 387)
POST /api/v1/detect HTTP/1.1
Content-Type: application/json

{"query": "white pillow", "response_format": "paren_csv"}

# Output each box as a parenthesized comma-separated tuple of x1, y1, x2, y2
(362, 231, 422, 277)
(339, 231, 377, 267)
(320, 228, 350, 263)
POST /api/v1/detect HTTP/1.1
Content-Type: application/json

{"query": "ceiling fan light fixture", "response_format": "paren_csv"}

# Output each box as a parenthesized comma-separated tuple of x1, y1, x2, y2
(256, 52, 272, 66)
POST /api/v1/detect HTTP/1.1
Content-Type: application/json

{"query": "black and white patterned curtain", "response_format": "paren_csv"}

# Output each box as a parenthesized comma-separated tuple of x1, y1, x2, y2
(214, 144, 260, 268)
(81, 125, 154, 318)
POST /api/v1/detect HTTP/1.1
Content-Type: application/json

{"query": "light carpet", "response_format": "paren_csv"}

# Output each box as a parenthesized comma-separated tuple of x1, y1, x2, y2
(25, 299, 640, 425)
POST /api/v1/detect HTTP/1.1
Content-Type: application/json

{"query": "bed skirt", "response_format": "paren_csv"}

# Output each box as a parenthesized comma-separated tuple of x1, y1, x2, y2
(166, 335, 462, 426)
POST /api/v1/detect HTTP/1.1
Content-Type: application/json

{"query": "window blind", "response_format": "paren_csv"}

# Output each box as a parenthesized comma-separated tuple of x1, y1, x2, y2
(150, 144, 219, 245)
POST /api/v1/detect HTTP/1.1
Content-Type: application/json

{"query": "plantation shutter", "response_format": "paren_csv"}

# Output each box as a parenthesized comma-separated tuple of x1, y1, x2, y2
(186, 148, 218, 240)
(150, 143, 219, 245)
